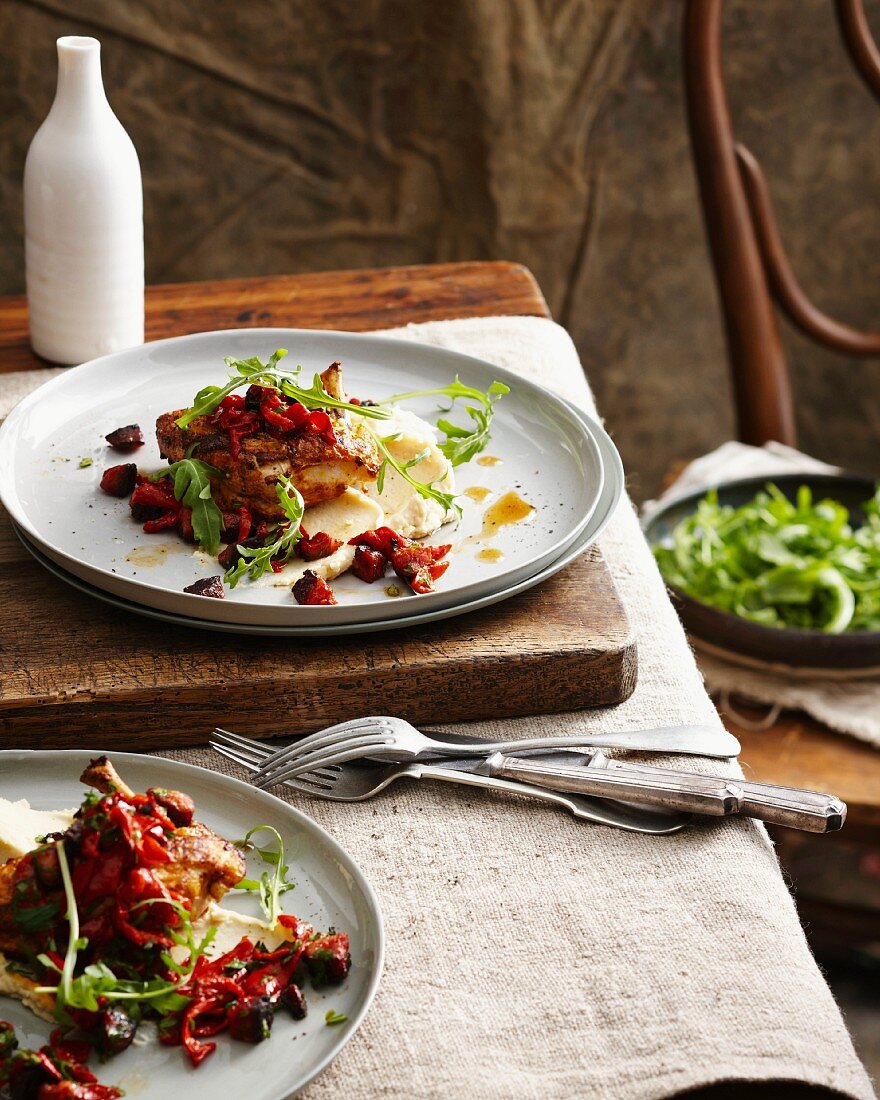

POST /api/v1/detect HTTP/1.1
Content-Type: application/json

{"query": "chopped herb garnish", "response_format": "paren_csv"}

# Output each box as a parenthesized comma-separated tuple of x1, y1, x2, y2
(385, 584, 402, 598)
(78, 457, 93, 468)
(325, 1009, 348, 1026)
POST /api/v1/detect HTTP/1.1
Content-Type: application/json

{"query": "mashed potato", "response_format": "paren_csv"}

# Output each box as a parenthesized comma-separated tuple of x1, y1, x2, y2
(259, 408, 455, 588)
(257, 487, 383, 587)
(0, 798, 74, 864)
(359, 406, 456, 538)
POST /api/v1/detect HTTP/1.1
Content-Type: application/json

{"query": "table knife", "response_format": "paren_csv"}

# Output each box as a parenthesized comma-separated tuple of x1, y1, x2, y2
(411, 725, 742, 760)
(478, 750, 846, 833)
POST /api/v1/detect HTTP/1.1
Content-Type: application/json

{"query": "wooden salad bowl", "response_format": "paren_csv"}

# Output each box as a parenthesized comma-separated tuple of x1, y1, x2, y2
(643, 472, 880, 670)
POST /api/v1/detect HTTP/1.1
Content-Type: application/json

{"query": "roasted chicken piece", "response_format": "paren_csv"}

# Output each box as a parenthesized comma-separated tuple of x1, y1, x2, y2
(156, 362, 381, 517)
(79, 757, 244, 918)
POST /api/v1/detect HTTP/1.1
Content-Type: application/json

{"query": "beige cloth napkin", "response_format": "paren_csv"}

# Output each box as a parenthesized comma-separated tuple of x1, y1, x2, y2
(3, 318, 874, 1099)
(644, 442, 880, 750)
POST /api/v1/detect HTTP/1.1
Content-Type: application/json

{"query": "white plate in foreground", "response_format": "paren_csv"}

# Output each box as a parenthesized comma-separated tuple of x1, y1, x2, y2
(0, 329, 603, 626)
(0, 750, 384, 1100)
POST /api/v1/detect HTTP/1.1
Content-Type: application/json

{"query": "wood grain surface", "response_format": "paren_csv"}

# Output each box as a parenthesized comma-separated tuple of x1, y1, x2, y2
(0, 515, 636, 749)
(0, 262, 546, 374)
(728, 704, 880, 835)
(0, 262, 636, 749)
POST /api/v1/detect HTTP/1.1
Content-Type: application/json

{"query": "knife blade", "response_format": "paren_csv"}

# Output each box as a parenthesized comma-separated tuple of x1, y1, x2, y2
(414, 724, 741, 761)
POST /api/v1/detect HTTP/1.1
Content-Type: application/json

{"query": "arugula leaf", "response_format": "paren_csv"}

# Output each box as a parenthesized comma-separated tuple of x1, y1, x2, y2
(654, 482, 880, 633)
(175, 349, 390, 429)
(151, 446, 225, 555)
(224, 476, 305, 587)
(385, 378, 509, 466)
(371, 431, 458, 516)
(176, 348, 290, 428)
(277, 372, 390, 421)
(234, 825, 296, 928)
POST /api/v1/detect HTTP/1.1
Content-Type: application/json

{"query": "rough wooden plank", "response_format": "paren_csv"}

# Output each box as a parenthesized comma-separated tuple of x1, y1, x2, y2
(0, 262, 548, 374)
(0, 516, 636, 748)
(727, 705, 880, 834)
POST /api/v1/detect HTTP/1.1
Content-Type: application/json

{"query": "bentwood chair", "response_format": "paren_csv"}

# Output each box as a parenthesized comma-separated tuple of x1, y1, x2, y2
(683, 0, 880, 446)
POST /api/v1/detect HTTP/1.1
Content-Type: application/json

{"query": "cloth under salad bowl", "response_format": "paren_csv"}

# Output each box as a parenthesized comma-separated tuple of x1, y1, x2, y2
(643, 472, 880, 670)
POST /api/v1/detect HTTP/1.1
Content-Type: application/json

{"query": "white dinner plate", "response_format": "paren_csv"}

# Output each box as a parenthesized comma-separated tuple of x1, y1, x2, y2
(0, 750, 384, 1099)
(0, 329, 604, 626)
(13, 398, 624, 636)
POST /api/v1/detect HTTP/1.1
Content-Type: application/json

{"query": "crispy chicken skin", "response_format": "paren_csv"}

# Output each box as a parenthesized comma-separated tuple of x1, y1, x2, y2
(156, 363, 381, 517)
(156, 822, 245, 915)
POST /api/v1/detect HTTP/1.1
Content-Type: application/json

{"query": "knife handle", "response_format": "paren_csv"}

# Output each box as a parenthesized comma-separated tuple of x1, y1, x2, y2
(487, 754, 744, 817)
(600, 759, 846, 833)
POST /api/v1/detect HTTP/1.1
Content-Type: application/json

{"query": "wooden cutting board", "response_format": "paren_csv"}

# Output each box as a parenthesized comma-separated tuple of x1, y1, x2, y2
(0, 263, 636, 750)
(0, 514, 636, 749)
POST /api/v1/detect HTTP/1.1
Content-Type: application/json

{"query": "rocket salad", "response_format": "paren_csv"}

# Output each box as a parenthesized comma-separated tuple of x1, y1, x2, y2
(654, 483, 880, 633)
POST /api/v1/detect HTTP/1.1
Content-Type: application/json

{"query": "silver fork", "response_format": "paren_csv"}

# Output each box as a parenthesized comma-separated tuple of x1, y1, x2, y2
(209, 733, 692, 835)
(230, 715, 739, 789)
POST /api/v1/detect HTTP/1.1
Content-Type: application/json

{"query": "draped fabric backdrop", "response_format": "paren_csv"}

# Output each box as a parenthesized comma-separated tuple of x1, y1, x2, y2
(2, 0, 880, 498)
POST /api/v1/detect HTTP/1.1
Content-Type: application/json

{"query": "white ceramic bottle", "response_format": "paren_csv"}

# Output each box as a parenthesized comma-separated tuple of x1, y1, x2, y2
(24, 36, 144, 365)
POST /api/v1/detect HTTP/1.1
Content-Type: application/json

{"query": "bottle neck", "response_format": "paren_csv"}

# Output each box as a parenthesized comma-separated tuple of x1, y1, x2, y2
(51, 37, 110, 120)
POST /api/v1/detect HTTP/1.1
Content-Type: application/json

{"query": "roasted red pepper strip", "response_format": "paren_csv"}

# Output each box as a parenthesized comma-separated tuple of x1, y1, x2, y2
(349, 528, 451, 593)
(236, 505, 252, 543)
(142, 511, 180, 533)
(292, 570, 337, 605)
(130, 479, 180, 511)
(299, 530, 342, 561)
(351, 544, 387, 583)
(390, 544, 452, 594)
(208, 395, 261, 459)
(347, 526, 409, 557)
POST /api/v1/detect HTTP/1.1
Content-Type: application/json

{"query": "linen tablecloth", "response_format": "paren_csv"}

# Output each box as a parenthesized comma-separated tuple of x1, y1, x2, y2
(4, 317, 875, 1099)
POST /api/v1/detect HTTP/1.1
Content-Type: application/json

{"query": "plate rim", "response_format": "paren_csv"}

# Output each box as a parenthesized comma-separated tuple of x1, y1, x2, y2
(0, 747, 385, 1100)
(0, 326, 605, 626)
(12, 397, 623, 636)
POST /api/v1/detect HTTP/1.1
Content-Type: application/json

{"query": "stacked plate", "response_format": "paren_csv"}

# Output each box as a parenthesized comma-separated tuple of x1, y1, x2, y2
(0, 329, 624, 636)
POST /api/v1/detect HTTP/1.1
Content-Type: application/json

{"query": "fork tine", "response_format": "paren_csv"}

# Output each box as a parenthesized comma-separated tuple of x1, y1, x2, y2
(283, 771, 336, 792)
(255, 731, 387, 784)
(251, 716, 389, 777)
(211, 731, 272, 756)
(212, 727, 271, 752)
(254, 733, 385, 787)
(210, 735, 272, 763)
(211, 743, 336, 796)
(255, 743, 389, 788)
(211, 743, 261, 771)
(210, 742, 266, 768)
(213, 730, 361, 777)
(212, 729, 280, 756)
